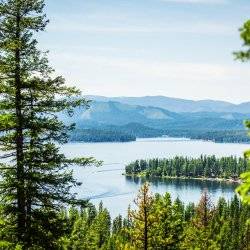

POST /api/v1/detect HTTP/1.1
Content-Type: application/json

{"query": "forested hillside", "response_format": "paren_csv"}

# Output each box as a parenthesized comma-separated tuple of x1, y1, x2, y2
(64, 101, 250, 143)
(1, 183, 248, 249)
(35, 184, 249, 250)
(67, 101, 248, 131)
(70, 129, 136, 142)
(70, 124, 250, 143)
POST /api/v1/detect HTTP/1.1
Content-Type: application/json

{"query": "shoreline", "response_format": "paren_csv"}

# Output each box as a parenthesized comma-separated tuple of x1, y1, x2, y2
(124, 173, 242, 184)
(70, 136, 250, 145)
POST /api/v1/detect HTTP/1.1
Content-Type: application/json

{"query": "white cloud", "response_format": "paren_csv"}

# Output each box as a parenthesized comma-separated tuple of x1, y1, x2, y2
(161, 0, 227, 4)
(48, 53, 250, 103)
(75, 56, 226, 81)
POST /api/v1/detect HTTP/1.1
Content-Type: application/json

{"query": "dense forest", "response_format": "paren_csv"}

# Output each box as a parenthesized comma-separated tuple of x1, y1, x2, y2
(105, 123, 165, 138)
(70, 129, 136, 142)
(165, 129, 250, 143)
(3, 184, 247, 250)
(125, 155, 249, 180)
(70, 125, 250, 143)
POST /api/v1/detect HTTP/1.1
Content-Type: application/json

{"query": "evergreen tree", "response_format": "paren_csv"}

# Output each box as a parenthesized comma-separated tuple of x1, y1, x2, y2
(234, 20, 250, 204)
(181, 191, 215, 249)
(128, 182, 154, 250)
(126, 155, 247, 180)
(0, 0, 96, 248)
(151, 193, 184, 249)
(69, 211, 88, 250)
(195, 191, 214, 228)
(55, 190, 250, 250)
(112, 215, 123, 234)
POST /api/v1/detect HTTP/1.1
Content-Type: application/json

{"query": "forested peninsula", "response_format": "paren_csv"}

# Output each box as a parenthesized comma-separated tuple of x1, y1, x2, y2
(125, 155, 249, 182)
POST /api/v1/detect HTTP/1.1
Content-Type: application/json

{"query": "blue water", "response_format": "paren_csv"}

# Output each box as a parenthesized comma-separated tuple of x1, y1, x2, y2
(61, 138, 248, 217)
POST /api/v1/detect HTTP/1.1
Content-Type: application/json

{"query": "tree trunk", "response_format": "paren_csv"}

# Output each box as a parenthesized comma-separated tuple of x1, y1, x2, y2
(15, 12, 26, 243)
(26, 91, 34, 248)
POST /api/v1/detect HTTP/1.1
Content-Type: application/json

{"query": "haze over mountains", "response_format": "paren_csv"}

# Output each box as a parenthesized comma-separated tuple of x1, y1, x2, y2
(60, 95, 250, 143)
(59, 96, 250, 133)
(85, 95, 250, 114)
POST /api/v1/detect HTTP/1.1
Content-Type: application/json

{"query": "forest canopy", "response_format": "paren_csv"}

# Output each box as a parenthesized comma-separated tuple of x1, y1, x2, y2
(125, 155, 249, 180)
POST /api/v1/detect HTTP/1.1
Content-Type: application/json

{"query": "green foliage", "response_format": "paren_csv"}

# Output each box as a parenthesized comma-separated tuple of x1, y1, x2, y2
(57, 185, 250, 250)
(181, 193, 250, 250)
(185, 129, 250, 143)
(237, 172, 250, 204)
(74, 122, 250, 143)
(57, 203, 111, 250)
(0, 0, 97, 248)
(0, 185, 247, 249)
(128, 183, 155, 250)
(126, 155, 248, 180)
(234, 20, 250, 61)
(237, 121, 250, 204)
(150, 193, 184, 249)
(234, 20, 250, 204)
(70, 129, 136, 142)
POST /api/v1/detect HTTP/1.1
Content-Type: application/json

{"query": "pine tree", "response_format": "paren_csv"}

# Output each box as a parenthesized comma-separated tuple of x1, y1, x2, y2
(112, 215, 123, 234)
(69, 212, 88, 250)
(0, 0, 96, 248)
(194, 191, 214, 228)
(184, 202, 195, 221)
(150, 193, 184, 249)
(84, 203, 111, 249)
(128, 182, 154, 250)
(181, 191, 215, 249)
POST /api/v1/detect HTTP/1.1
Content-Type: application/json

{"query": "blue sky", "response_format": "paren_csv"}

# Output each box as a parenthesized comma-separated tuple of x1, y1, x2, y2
(39, 0, 250, 103)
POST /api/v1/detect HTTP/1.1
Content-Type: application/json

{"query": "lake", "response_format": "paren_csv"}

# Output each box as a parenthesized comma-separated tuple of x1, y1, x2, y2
(61, 138, 248, 217)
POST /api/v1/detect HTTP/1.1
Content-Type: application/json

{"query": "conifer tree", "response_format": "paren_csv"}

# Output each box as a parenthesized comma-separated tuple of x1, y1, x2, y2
(69, 212, 88, 250)
(112, 215, 123, 234)
(0, 0, 96, 248)
(128, 182, 154, 250)
(234, 20, 250, 204)
(195, 191, 214, 228)
(84, 203, 111, 249)
(181, 191, 215, 249)
(151, 193, 184, 249)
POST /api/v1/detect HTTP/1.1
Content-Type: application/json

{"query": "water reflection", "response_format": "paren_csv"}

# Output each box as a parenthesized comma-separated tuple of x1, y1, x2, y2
(61, 139, 245, 217)
(126, 176, 238, 199)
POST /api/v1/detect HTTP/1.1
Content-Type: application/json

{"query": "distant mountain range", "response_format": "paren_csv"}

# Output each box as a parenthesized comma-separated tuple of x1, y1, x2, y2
(60, 100, 249, 131)
(85, 95, 250, 114)
(60, 96, 250, 143)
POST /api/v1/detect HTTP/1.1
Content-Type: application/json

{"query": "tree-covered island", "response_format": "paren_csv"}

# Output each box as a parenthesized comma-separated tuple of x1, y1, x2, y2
(125, 155, 249, 182)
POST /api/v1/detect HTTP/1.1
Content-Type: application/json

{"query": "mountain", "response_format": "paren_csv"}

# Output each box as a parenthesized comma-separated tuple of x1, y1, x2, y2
(105, 123, 165, 138)
(58, 99, 250, 143)
(85, 95, 250, 114)
(73, 101, 182, 127)
(230, 102, 250, 113)
(60, 100, 249, 131)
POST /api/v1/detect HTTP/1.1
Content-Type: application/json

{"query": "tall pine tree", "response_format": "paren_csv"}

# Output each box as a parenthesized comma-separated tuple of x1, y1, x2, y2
(128, 182, 154, 250)
(0, 0, 96, 248)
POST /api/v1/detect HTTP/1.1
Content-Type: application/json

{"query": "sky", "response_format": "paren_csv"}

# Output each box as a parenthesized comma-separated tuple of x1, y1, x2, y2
(39, 0, 250, 103)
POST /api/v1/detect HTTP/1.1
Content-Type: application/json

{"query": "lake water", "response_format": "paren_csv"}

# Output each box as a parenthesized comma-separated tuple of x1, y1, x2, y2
(61, 138, 249, 217)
